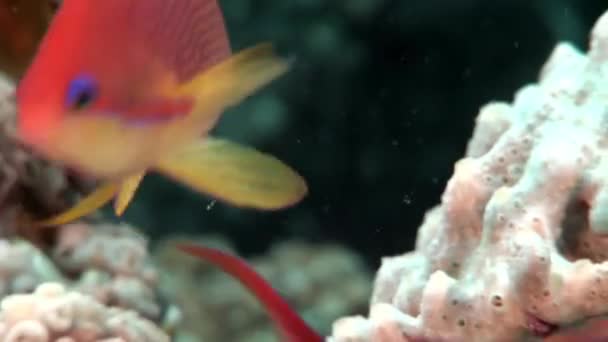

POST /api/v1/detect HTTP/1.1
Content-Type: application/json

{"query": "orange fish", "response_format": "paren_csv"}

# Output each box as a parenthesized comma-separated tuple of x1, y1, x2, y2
(0, 0, 55, 79)
(177, 243, 323, 342)
(16, 0, 307, 226)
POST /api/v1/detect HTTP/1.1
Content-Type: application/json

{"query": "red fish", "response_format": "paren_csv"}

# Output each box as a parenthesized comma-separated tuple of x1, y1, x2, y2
(177, 243, 324, 342)
(16, 0, 307, 226)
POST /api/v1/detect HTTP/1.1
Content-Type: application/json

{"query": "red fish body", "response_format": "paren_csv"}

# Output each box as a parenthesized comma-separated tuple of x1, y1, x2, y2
(16, 0, 307, 226)
(18, 0, 231, 178)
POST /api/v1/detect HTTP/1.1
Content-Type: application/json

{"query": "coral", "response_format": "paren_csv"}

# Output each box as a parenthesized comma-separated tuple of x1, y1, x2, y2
(154, 235, 372, 342)
(0, 223, 180, 339)
(330, 9, 608, 342)
(0, 77, 67, 211)
(0, 282, 169, 341)
(51, 223, 175, 326)
(0, 239, 63, 296)
(0, 76, 91, 245)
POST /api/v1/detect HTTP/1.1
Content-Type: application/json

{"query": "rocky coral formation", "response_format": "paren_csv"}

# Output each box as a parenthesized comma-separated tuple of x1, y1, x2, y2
(154, 236, 372, 342)
(51, 223, 168, 323)
(0, 282, 169, 341)
(0, 76, 92, 245)
(0, 223, 180, 338)
(330, 9, 608, 342)
(0, 239, 63, 297)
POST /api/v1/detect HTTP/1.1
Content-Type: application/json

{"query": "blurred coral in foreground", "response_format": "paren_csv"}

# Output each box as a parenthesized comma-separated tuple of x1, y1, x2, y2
(0, 221, 178, 341)
(0, 282, 168, 341)
(330, 8, 608, 342)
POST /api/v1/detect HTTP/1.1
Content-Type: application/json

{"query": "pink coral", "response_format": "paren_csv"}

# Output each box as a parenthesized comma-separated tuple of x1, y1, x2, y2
(51, 223, 172, 324)
(0, 239, 62, 296)
(0, 282, 169, 341)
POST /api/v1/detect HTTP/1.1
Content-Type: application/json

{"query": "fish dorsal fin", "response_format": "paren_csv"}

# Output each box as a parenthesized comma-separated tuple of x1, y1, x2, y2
(133, 0, 232, 82)
(58, 0, 231, 83)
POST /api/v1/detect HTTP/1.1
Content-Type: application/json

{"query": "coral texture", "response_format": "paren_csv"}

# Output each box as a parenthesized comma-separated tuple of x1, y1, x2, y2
(52, 223, 167, 323)
(0, 239, 63, 297)
(0, 223, 179, 340)
(0, 282, 169, 341)
(331, 9, 608, 342)
(0, 76, 91, 245)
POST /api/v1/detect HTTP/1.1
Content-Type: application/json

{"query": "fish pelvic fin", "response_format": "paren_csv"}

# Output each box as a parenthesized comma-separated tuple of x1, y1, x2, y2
(176, 42, 291, 119)
(154, 137, 307, 210)
(176, 243, 323, 342)
(33, 181, 120, 227)
(114, 172, 146, 216)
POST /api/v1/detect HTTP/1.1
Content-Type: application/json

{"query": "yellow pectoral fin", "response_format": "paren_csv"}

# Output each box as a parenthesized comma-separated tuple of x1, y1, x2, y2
(33, 181, 120, 227)
(155, 137, 307, 210)
(114, 172, 146, 216)
(177, 43, 291, 117)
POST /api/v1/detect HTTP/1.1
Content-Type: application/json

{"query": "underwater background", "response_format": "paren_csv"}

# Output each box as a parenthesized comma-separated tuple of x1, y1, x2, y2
(129, 0, 607, 267)
(133, 0, 608, 338)
(1, 0, 608, 341)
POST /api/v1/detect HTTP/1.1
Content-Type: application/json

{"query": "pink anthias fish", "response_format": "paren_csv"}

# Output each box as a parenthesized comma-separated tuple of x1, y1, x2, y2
(17, 0, 320, 339)
(16, 0, 307, 227)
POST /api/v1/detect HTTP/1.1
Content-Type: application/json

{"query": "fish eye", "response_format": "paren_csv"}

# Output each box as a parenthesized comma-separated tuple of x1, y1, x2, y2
(66, 74, 98, 110)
